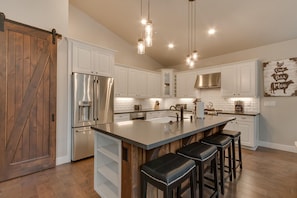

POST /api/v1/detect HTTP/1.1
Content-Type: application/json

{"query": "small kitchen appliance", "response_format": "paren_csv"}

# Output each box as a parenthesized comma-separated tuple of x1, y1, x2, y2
(134, 105, 142, 111)
(235, 100, 244, 113)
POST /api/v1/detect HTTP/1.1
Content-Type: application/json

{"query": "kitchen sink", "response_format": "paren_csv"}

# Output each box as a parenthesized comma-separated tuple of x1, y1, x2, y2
(146, 117, 177, 123)
(146, 116, 190, 123)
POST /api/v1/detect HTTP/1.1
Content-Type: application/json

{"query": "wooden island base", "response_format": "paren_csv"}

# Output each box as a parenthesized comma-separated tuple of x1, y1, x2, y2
(122, 125, 224, 198)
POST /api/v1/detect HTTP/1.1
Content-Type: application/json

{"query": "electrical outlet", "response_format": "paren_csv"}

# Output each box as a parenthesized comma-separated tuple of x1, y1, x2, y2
(263, 101, 276, 107)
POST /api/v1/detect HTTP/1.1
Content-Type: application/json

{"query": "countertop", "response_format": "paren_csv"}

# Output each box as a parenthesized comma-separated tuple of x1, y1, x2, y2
(114, 109, 260, 116)
(218, 111, 260, 116)
(114, 109, 171, 114)
(92, 115, 235, 150)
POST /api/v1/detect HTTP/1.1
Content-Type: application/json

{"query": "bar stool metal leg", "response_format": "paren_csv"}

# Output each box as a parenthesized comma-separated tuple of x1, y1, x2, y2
(220, 130, 243, 179)
(201, 134, 233, 195)
(176, 142, 219, 198)
(238, 136, 243, 169)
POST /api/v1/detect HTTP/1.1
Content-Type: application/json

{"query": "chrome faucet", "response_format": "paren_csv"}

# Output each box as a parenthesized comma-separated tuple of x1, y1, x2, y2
(169, 105, 177, 110)
(180, 106, 184, 121)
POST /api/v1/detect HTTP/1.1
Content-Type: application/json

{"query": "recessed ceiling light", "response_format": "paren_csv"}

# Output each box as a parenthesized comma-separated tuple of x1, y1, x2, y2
(168, 43, 174, 49)
(208, 28, 216, 35)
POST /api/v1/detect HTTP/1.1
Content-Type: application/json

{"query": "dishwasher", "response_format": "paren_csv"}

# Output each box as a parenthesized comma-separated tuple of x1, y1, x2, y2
(130, 112, 146, 120)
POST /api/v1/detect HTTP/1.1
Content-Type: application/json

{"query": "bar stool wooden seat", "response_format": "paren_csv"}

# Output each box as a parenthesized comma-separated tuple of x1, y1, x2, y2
(201, 134, 232, 195)
(141, 153, 197, 198)
(177, 142, 219, 198)
(220, 130, 243, 179)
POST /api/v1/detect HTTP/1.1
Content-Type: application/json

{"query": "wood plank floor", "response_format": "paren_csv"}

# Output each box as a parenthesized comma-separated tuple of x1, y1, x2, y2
(0, 147, 296, 198)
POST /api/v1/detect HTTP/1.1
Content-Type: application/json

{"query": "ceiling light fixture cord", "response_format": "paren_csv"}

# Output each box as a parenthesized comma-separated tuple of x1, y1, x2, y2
(193, 1, 197, 50)
(148, 0, 150, 20)
(141, 0, 143, 19)
(188, 1, 190, 55)
(138, 0, 145, 54)
(186, 0, 197, 67)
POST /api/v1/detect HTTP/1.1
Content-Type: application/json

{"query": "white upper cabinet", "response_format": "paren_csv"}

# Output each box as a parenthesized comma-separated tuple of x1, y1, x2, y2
(92, 49, 114, 77)
(114, 65, 128, 97)
(176, 71, 198, 98)
(114, 65, 161, 98)
(68, 38, 114, 77)
(147, 72, 161, 98)
(161, 69, 175, 97)
(128, 68, 148, 98)
(221, 60, 259, 97)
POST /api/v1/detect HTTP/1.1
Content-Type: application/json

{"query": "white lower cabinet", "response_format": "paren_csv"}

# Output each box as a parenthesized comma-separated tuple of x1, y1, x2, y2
(114, 113, 130, 122)
(146, 111, 162, 120)
(94, 132, 121, 198)
(219, 114, 259, 150)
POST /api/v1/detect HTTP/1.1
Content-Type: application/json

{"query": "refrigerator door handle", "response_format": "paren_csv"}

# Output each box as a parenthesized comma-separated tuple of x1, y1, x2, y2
(96, 79, 100, 121)
(93, 78, 97, 121)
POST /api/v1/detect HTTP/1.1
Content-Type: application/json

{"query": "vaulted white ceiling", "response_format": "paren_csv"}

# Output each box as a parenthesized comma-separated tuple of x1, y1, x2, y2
(70, 0, 297, 67)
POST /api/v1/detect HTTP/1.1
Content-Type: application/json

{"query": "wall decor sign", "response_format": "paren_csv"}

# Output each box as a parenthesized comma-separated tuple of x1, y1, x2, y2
(263, 58, 297, 97)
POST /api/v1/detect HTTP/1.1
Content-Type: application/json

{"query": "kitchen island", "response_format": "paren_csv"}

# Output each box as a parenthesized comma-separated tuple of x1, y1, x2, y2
(92, 115, 235, 198)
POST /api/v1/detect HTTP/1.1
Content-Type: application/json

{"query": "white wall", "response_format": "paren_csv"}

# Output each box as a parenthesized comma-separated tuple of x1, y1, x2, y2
(173, 39, 297, 152)
(0, 0, 68, 35)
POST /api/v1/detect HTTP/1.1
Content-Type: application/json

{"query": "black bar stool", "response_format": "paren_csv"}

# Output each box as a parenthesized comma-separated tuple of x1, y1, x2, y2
(201, 134, 232, 195)
(141, 153, 197, 198)
(220, 130, 243, 179)
(177, 142, 219, 198)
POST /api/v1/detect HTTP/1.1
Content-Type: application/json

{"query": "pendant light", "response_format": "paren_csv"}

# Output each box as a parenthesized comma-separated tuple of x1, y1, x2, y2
(145, 0, 153, 47)
(137, 38, 145, 54)
(137, 0, 153, 54)
(186, 0, 198, 68)
(137, 0, 146, 54)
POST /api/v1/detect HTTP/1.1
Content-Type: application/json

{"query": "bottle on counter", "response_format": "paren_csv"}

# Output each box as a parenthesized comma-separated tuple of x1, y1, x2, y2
(154, 100, 160, 110)
(196, 101, 205, 119)
(193, 98, 204, 119)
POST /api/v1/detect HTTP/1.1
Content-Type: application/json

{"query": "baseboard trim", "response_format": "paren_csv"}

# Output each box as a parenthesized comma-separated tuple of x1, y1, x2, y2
(56, 155, 71, 166)
(258, 140, 297, 153)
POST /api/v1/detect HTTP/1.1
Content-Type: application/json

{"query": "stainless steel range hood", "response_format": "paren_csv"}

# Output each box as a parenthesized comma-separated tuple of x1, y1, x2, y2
(194, 72, 221, 89)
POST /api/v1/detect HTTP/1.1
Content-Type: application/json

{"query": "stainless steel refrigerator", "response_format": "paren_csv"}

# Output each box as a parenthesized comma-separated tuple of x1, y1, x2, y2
(71, 72, 114, 161)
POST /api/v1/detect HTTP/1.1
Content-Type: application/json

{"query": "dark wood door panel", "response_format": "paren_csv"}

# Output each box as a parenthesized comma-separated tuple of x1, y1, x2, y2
(0, 19, 57, 182)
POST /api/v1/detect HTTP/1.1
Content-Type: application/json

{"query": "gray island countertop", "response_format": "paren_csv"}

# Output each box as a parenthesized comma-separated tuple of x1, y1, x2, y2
(92, 115, 235, 150)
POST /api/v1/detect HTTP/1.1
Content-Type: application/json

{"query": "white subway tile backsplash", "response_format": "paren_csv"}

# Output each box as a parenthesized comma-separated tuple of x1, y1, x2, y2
(114, 89, 260, 113)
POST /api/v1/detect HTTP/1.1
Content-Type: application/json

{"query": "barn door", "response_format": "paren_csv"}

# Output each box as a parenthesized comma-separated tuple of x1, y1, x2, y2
(0, 15, 58, 181)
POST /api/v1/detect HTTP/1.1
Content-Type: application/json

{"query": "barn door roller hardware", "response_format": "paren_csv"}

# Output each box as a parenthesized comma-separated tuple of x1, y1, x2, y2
(0, 12, 61, 44)
(0, 12, 5, 32)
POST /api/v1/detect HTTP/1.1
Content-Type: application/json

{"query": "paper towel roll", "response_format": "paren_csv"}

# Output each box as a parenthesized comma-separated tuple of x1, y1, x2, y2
(196, 101, 205, 119)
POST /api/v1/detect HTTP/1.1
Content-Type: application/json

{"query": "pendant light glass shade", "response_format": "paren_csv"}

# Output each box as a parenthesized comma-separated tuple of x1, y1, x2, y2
(137, 38, 145, 54)
(192, 50, 198, 60)
(185, 0, 198, 68)
(145, 35, 152, 47)
(186, 55, 191, 65)
(189, 59, 195, 68)
(145, 20, 153, 47)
